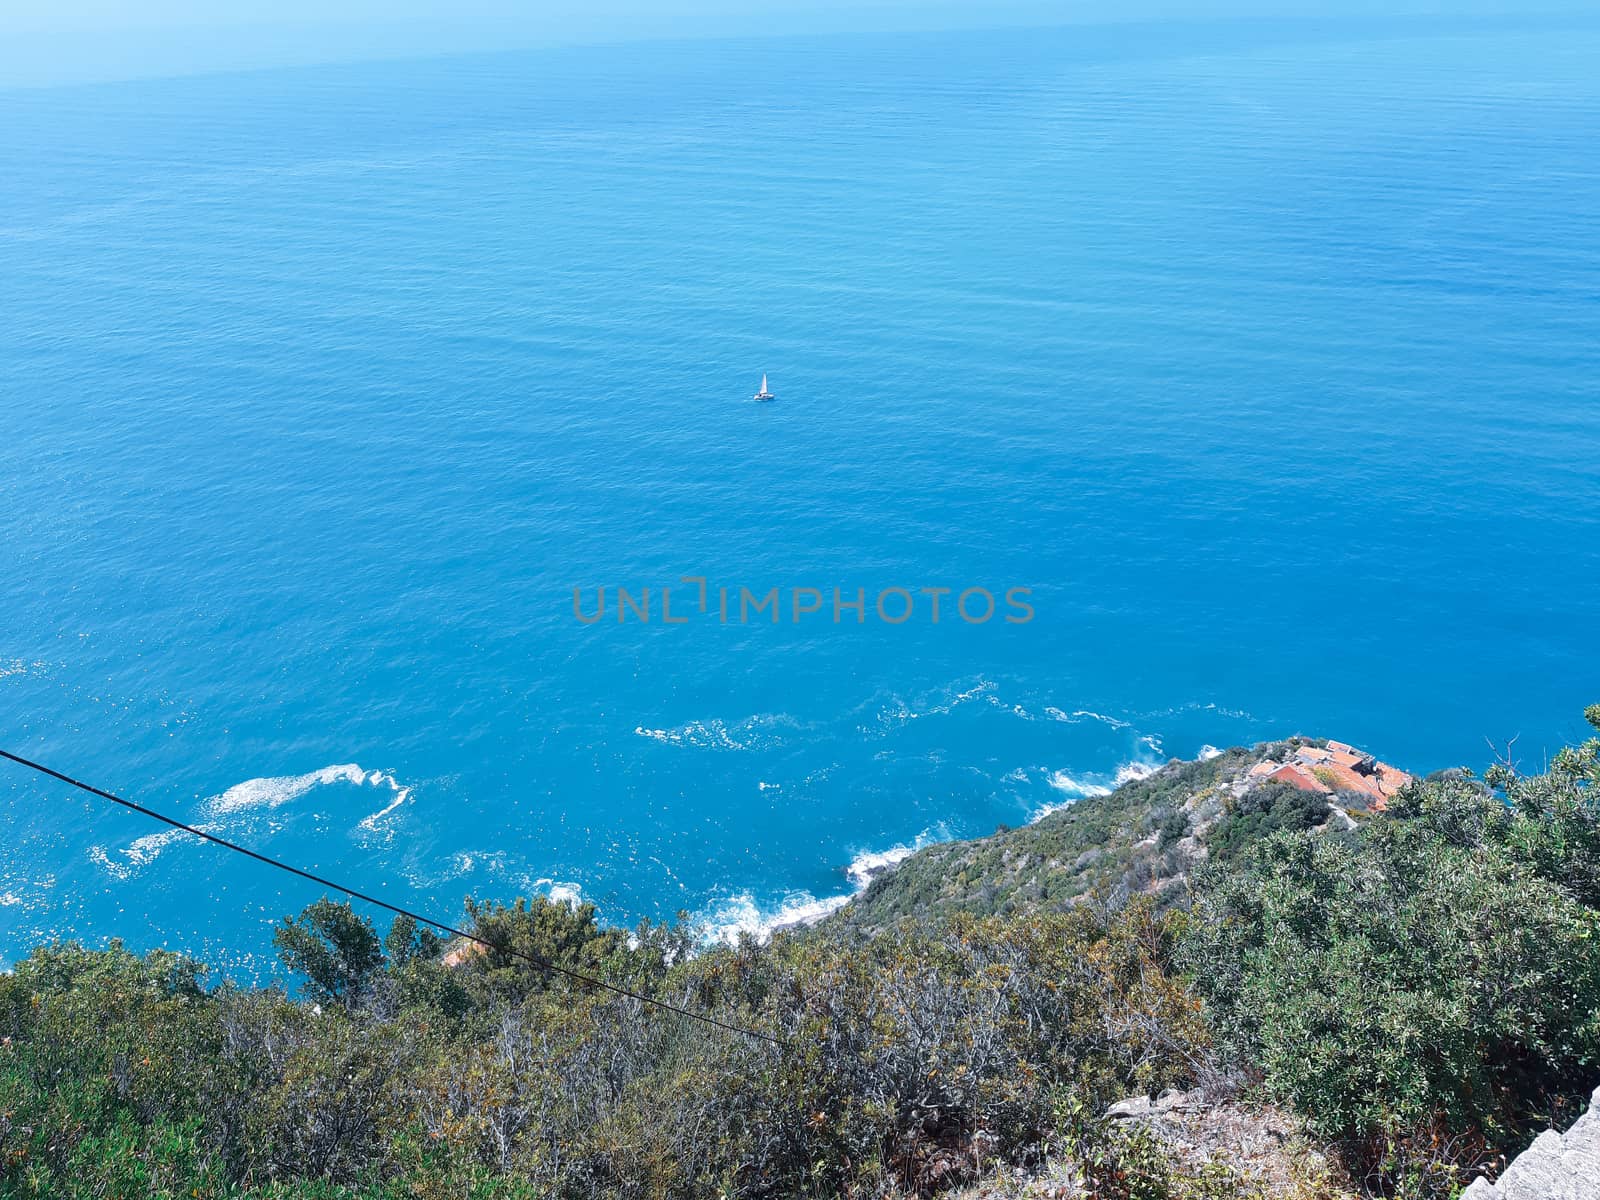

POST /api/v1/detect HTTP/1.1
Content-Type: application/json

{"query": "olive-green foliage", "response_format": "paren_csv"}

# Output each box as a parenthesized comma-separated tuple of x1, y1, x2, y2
(1182, 707, 1600, 1195)
(1480, 706, 1600, 909)
(1050, 1092, 1274, 1200)
(1156, 809, 1191, 852)
(461, 896, 640, 1004)
(0, 941, 233, 1198)
(6, 716, 1595, 1199)
(382, 913, 443, 969)
(420, 899, 1206, 1198)
(0, 897, 1207, 1199)
(836, 748, 1263, 931)
(1205, 782, 1329, 862)
(272, 898, 385, 1008)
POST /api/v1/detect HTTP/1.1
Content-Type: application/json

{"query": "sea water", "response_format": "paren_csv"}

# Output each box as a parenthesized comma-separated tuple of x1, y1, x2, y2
(3, 17, 1598, 972)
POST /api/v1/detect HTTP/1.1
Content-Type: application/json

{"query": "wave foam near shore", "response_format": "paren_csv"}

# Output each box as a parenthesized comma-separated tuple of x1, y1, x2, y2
(701, 834, 941, 946)
(89, 763, 413, 878)
(1033, 758, 1162, 820)
(707, 747, 1174, 944)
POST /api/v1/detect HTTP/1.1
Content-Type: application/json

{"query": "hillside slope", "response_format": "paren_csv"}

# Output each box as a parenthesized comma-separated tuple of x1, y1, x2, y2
(830, 737, 1396, 934)
(3, 710, 1596, 1200)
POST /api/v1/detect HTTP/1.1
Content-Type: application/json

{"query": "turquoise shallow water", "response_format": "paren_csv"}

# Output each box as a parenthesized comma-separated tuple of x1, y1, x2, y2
(2, 18, 1599, 971)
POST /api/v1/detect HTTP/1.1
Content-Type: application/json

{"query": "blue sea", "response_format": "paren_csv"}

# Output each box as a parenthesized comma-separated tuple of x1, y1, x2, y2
(3, 17, 1599, 973)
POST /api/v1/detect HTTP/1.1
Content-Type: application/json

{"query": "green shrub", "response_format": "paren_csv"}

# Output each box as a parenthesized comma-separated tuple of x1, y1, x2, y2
(1182, 707, 1600, 1195)
(273, 899, 385, 1009)
(1205, 782, 1329, 861)
(0, 897, 1210, 1199)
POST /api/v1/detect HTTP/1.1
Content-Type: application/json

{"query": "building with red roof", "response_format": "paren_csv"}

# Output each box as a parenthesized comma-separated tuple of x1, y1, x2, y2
(1247, 740, 1412, 810)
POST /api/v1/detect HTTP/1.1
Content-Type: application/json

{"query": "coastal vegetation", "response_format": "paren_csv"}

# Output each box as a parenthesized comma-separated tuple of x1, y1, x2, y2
(831, 748, 1262, 932)
(1, 706, 1596, 1199)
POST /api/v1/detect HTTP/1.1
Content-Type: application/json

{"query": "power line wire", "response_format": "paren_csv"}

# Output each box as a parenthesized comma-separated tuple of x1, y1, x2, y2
(0, 748, 787, 1048)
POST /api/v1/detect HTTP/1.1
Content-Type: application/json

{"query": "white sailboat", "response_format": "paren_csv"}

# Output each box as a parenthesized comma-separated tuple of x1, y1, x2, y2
(753, 373, 776, 402)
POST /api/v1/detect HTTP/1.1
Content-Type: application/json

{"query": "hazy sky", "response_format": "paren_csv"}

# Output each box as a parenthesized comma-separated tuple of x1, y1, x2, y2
(2, 0, 1589, 87)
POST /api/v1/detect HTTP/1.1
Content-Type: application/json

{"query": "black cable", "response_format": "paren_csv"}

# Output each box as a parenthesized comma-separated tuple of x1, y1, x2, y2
(0, 748, 787, 1048)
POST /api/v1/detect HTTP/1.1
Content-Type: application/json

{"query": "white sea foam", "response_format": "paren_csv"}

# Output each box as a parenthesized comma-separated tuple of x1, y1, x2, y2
(1199, 744, 1224, 761)
(354, 771, 413, 837)
(1042, 707, 1133, 730)
(122, 828, 189, 866)
(701, 890, 855, 945)
(1033, 757, 1164, 821)
(89, 763, 414, 878)
(866, 679, 997, 735)
(531, 878, 584, 908)
(700, 833, 942, 946)
(205, 763, 370, 816)
(449, 850, 507, 877)
(844, 844, 922, 889)
(1044, 770, 1114, 799)
(1113, 761, 1161, 785)
(356, 791, 409, 830)
(634, 712, 800, 752)
(0, 870, 54, 908)
(993, 699, 1035, 720)
(1140, 701, 1256, 722)
(935, 680, 996, 709)
(90, 827, 201, 880)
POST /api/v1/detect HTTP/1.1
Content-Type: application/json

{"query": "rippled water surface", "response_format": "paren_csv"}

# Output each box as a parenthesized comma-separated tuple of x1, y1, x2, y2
(3, 18, 1599, 968)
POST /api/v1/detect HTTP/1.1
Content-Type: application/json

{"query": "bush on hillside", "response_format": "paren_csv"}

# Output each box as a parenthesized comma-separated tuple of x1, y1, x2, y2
(0, 896, 1208, 1199)
(1182, 705, 1600, 1196)
(1204, 782, 1330, 861)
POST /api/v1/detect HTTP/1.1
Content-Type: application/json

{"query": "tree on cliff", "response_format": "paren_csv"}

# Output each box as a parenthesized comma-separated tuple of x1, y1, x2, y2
(272, 896, 385, 1008)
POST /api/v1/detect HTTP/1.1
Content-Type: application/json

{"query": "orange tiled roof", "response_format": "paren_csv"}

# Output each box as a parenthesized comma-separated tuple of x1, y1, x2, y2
(1250, 741, 1413, 810)
(1268, 762, 1330, 794)
(441, 940, 488, 969)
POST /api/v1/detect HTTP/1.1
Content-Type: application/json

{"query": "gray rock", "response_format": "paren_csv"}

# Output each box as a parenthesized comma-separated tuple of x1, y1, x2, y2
(1105, 1089, 1201, 1121)
(1105, 1096, 1155, 1120)
(1461, 1085, 1600, 1200)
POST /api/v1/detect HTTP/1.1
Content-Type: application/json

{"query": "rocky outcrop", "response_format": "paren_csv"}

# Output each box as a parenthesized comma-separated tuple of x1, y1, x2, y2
(1102, 1088, 1344, 1196)
(1463, 1085, 1600, 1200)
(950, 1088, 1350, 1199)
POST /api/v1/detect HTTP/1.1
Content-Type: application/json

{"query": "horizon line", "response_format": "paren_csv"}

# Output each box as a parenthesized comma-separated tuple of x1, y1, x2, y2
(4, 6, 1597, 93)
